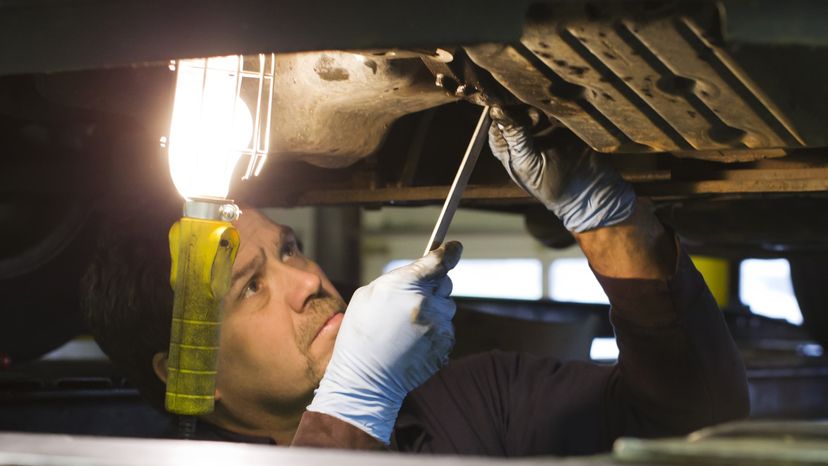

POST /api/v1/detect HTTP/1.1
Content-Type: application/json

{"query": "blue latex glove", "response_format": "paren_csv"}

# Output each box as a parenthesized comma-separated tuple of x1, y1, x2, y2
(488, 108, 636, 233)
(306, 242, 463, 444)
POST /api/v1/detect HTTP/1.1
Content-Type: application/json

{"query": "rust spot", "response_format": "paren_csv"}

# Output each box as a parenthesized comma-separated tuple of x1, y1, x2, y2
(569, 65, 589, 76)
(314, 55, 349, 81)
(539, 41, 550, 48)
(602, 92, 615, 101)
(538, 51, 552, 59)
(602, 52, 616, 60)
(687, 110, 697, 118)
(553, 59, 568, 67)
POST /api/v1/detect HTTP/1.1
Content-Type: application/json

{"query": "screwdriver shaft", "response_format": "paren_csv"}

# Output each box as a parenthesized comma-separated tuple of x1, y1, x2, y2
(424, 106, 491, 256)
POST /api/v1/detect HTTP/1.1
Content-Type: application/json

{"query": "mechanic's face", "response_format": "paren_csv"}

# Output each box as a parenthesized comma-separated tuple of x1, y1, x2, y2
(213, 209, 346, 422)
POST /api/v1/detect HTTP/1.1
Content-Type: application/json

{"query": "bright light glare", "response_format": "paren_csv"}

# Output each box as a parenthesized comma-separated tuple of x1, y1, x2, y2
(168, 56, 253, 200)
(384, 259, 543, 300)
(549, 258, 609, 304)
(590, 337, 619, 361)
(740, 259, 803, 325)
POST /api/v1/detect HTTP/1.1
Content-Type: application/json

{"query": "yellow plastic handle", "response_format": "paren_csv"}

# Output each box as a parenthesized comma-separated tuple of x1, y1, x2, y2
(165, 217, 239, 416)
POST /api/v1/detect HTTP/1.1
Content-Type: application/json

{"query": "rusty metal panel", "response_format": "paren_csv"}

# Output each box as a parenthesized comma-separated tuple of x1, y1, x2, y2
(523, 26, 683, 152)
(469, 2, 805, 157)
(558, 21, 725, 150)
(268, 52, 456, 168)
(627, 17, 799, 149)
(465, 44, 624, 152)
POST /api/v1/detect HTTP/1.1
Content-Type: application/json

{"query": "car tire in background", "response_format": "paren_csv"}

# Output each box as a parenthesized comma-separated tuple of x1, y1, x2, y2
(0, 198, 96, 365)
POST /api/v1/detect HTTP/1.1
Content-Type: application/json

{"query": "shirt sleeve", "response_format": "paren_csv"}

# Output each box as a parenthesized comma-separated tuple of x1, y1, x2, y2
(503, 239, 749, 455)
(395, 239, 749, 456)
(594, 239, 749, 439)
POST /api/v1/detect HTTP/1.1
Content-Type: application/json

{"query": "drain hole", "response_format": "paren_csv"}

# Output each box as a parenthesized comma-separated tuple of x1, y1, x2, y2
(656, 75, 696, 95)
(548, 81, 586, 101)
(708, 125, 747, 145)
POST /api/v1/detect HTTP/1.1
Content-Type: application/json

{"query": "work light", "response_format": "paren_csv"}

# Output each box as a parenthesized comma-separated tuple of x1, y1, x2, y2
(164, 54, 275, 423)
(168, 54, 275, 200)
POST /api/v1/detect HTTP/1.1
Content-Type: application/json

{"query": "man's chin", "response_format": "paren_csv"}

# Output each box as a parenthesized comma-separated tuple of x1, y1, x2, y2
(308, 312, 342, 361)
(308, 337, 336, 384)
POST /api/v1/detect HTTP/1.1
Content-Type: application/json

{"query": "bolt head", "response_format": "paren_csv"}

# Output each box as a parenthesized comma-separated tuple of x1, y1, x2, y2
(219, 204, 241, 222)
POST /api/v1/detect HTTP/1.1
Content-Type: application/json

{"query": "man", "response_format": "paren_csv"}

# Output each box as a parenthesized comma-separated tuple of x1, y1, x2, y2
(83, 109, 749, 455)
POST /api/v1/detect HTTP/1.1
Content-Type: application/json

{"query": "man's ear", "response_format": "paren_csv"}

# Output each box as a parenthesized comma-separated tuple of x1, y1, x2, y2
(151, 352, 168, 384)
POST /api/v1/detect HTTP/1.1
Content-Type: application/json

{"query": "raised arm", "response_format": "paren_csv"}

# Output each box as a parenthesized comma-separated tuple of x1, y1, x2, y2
(580, 203, 749, 437)
(488, 108, 749, 442)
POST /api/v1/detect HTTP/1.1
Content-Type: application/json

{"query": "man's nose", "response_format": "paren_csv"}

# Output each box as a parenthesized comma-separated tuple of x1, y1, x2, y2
(281, 264, 323, 313)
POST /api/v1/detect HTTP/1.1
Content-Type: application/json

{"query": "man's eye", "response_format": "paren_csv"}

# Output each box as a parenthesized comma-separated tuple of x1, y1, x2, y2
(241, 277, 261, 299)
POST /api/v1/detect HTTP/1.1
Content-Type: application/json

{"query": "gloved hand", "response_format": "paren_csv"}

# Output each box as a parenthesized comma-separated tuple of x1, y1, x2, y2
(488, 107, 636, 233)
(306, 241, 463, 444)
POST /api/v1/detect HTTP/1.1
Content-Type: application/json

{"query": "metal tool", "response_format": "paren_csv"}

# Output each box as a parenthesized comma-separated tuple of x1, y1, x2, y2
(423, 106, 491, 256)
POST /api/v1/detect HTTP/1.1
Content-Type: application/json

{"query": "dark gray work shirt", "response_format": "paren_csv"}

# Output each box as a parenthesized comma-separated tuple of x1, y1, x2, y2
(391, 246, 749, 456)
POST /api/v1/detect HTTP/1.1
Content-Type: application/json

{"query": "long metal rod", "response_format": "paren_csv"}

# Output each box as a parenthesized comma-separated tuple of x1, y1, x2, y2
(423, 106, 491, 256)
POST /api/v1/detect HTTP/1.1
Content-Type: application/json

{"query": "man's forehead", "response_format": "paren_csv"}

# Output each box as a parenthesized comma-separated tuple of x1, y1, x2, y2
(234, 209, 291, 243)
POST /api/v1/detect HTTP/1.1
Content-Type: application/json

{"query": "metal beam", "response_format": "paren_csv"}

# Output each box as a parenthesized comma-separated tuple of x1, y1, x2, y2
(0, 0, 528, 76)
(242, 153, 828, 207)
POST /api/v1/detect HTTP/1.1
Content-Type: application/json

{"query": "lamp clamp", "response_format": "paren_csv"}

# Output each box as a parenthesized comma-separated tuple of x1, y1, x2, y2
(183, 198, 241, 222)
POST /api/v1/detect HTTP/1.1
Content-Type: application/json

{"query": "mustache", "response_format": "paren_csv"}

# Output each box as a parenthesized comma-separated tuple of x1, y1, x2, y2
(297, 291, 347, 350)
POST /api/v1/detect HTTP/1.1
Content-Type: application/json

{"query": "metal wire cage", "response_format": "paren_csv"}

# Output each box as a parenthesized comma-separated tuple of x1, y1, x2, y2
(167, 53, 276, 200)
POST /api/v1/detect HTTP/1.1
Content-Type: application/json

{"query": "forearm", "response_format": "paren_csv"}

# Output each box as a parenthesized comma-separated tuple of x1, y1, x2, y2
(488, 117, 748, 437)
(575, 200, 676, 280)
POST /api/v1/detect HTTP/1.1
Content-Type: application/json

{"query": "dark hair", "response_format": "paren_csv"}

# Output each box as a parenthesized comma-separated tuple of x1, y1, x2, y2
(81, 201, 180, 411)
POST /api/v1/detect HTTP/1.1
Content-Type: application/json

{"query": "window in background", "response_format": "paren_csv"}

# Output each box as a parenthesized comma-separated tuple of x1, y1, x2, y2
(740, 258, 803, 325)
(384, 258, 543, 300)
(590, 337, 619, 361)
(548, 258, 610, 304)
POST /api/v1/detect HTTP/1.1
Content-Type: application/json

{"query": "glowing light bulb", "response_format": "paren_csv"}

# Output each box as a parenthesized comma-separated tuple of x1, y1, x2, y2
(168, 56, 253, 200)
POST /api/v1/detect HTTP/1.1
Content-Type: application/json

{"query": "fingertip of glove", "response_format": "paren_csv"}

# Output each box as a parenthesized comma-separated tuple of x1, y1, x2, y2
(440, 241, 463, 271)
(489, 105, 507, 121)
(489, 106, 519, 127)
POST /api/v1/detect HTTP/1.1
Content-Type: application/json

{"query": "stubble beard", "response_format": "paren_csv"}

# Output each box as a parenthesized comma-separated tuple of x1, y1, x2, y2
(297, 294, 347, 385)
